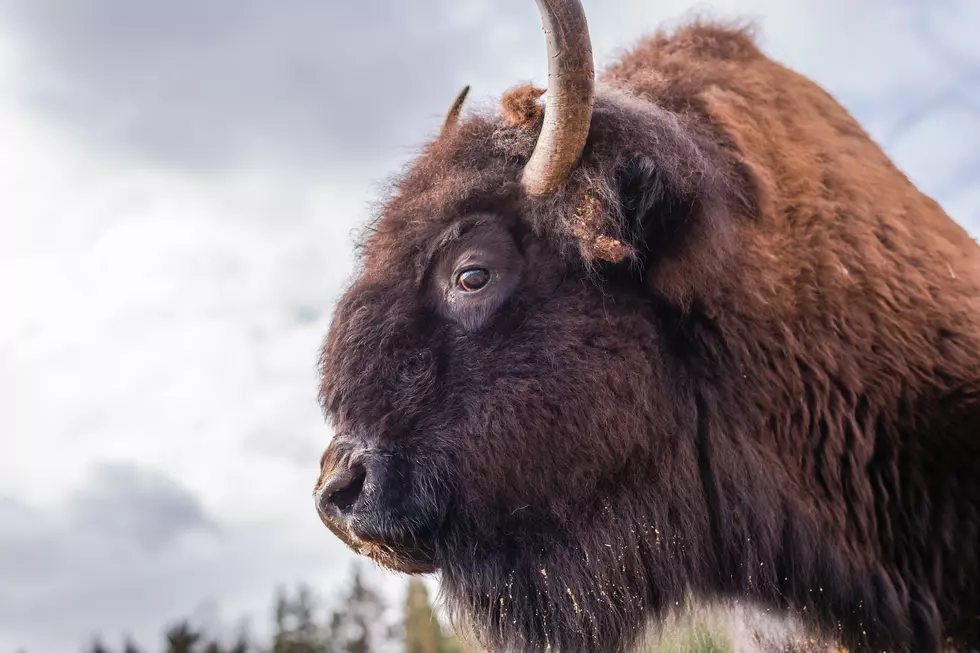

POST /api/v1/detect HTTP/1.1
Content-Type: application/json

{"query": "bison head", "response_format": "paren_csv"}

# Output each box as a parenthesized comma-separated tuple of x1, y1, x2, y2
(315, 4, 736, 648)
(311, 2, 980, 653)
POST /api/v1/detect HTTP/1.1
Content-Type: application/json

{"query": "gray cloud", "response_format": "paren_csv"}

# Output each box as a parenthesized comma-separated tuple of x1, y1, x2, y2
(68, 462, 218, 549)
(0, 0, 538, 174)
(0, 462, 363, 653)
(0, 463, 214, 584)
(0, 464, 216, 650)
(3, 0, 978, 232)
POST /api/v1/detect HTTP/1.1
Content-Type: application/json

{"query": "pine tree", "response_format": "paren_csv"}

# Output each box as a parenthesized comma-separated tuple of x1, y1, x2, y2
(199, 631, 252, 653)
(341, 568, 378, 653)
(86, 636, 111, 653)
(401, 579, 466, 653)
(272, 584, 328, 653)
(331, 565, 392, 653)
(122, 635, 142, 653)
(226, 625, 252, 653)
(403, 579, 440, 653)
(165, 621, 202, 653)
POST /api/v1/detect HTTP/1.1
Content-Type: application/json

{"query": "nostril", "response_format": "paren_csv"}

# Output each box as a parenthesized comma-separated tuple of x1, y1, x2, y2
(324, 464, 367, 516)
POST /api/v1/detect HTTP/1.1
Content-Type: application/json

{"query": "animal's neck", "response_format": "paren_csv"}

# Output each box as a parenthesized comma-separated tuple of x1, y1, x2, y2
(439, 451, 718, 653)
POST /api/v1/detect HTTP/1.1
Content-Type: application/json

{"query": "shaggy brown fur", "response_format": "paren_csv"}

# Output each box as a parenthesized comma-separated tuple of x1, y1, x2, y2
(316, 21, 980, 653)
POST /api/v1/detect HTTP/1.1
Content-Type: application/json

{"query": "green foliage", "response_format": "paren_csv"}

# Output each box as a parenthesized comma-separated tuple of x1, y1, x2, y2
(402, 579, 462, 653)
(635, 611, 739, 653)
(679, 625, 732, 653)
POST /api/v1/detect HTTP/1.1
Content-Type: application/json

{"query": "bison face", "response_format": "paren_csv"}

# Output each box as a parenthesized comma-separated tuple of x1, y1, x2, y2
(314, 75, 736, 650)
(316, 208, 669, 573)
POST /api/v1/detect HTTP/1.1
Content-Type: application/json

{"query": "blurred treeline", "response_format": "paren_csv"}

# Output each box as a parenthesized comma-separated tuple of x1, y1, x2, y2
(75, 566, 468, 653)
(59, 564, 750, 653)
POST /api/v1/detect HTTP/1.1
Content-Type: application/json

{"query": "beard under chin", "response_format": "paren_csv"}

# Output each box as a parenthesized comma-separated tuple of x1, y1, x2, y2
(435, 520, 697, 653)
(360, 539, 439, 575)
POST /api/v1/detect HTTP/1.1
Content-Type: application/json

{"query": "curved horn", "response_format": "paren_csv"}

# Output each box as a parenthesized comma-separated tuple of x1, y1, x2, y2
(522, 0, 595, 196)
(441, 85, 470, 134)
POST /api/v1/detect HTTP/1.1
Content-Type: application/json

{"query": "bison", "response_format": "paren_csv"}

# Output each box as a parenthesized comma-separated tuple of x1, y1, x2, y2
(312, 2, 980, 652)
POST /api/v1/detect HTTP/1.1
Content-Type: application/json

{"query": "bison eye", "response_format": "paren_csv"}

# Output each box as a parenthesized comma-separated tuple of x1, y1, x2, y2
(455, 267, 490, 292)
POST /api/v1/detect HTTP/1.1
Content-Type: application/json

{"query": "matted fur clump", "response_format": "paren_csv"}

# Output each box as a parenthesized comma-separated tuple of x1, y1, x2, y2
(500, 84, 546, 129)
(316, 19, 980, 653)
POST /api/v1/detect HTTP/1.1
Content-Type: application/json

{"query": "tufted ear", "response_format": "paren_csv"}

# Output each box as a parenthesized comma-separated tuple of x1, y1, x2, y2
(614, 155, 691, 268)
(610, 152, 736, 305)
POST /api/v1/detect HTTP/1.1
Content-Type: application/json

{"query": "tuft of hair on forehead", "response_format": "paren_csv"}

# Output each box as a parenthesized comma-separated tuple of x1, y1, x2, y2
(500, 84, 546, 129)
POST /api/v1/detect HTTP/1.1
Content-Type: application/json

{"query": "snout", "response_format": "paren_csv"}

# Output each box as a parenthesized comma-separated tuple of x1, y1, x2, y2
(315, 453, 372, 524)
(314, 436, 439, 574)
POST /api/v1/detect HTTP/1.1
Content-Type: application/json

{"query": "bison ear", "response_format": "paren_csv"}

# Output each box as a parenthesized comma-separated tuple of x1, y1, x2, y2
(613, 154, 735, 304)
(614, 156, 689, 266)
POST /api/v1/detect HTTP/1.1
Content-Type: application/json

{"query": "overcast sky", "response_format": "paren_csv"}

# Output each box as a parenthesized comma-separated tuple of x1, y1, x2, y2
(2, 1, 978, 651)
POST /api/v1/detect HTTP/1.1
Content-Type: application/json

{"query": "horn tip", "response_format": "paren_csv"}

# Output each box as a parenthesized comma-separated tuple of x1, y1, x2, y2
(441, 84, 472, 133)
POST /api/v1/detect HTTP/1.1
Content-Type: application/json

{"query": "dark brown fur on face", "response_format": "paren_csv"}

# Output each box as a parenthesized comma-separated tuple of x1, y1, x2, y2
(317, 21, 980, 653)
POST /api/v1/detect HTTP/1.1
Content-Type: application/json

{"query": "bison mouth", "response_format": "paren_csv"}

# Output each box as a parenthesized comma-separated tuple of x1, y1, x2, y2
(314, 485, 441, 575)
(338, 529, 438, 575)
(315, 435, 451, 574)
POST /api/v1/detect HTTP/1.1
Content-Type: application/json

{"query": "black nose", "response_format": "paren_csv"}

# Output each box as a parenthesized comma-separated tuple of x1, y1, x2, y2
(316, 460, 369, 520)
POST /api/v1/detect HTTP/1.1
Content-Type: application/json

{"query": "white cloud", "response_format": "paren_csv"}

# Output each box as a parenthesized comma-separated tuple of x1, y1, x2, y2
(1, 30, 403, 651)
(0, 0, 534, 174)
